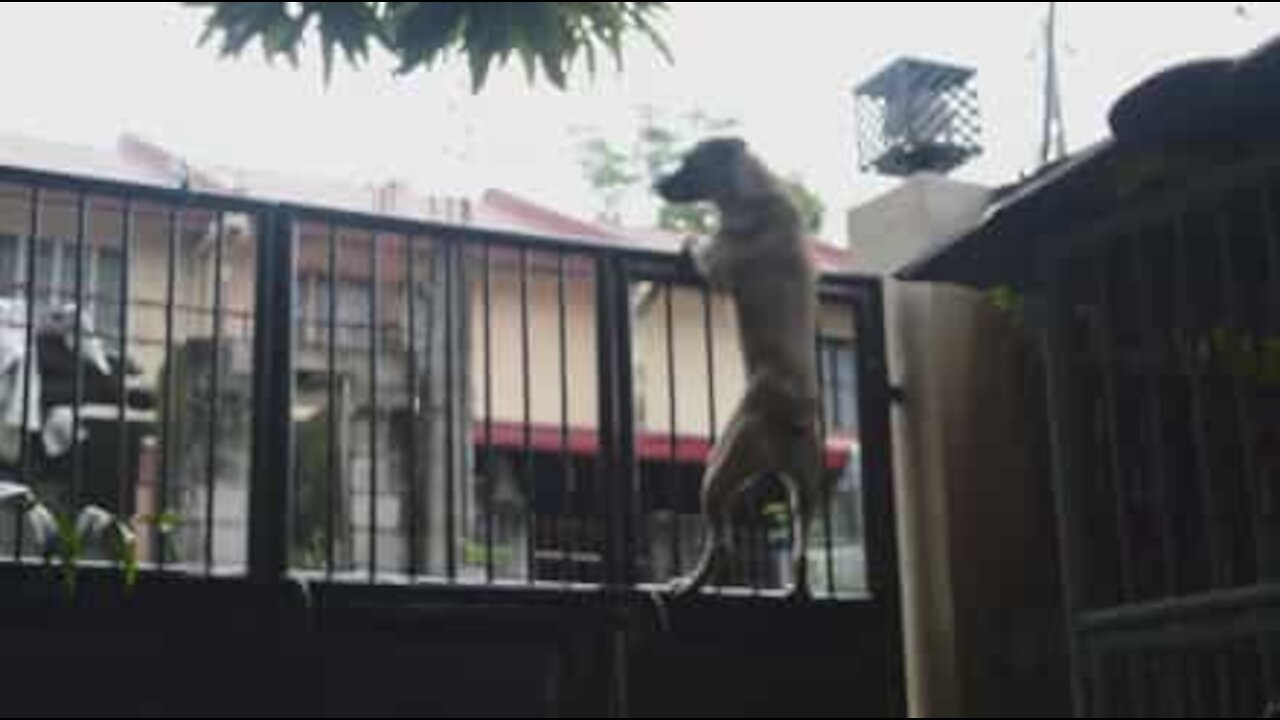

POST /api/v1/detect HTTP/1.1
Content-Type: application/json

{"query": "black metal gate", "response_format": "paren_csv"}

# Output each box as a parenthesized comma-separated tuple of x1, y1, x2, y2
(1043, 153, 1280, 718)
(0, 162, 904, 717)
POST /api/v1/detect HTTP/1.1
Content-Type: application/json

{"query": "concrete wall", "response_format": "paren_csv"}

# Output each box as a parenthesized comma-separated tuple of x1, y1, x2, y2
(848, 175, 1069, 717)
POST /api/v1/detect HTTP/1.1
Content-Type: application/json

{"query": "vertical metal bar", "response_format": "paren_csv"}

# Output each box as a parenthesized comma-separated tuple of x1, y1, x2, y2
(443, 240, 458, 582)
(828, 331, 843, 595)
(405, 236, 421, 580)
(1042, 258, 1092, 716)
(744, 517, 760, 595)
(814, 333, 836, 597)
(1087, 649, 1109, 718)
(290, 279, 306, 570)
(116, 200, 134, 523)
(70, 193, 88, 510)
(159, 206, 180, 568)
(1213, 647, 1233, 716)
(16, 188, 41, 560)
(701, 287, 718, 593)
(1131, 651, 1152, 718)
(326, 224, 339, 579)
(1173, 215, 1229, 588)
(1130, 233, 1179, 596)
(368, 231, 380, 582)
(248, 209, 295, 583)
(1186, 652, 1207, 717)
(558, 251, 573, 584)
(421, 243, 436, 576)
(1158, 653, 1185, 718)
(1178, 653, 1198, 718)
(1172, 215, 1238, 706)
(596, 255, 636, 590)
(482, 241, 495, 583)
(1215, 204, 1277, 700)
(1169, 653, 1192, 719)
(1093, 250, 1152, 704)
(1092, 254, 1136, 603)
(701, 289, 717, 443)
(204, 212, 226, 574)
(616, 269, 640, 591)
(596, 256, 619, 590)
(1214, 209, 1262, 574)
(1263, 183, 1280, 526)
(520, 248, 536, 584)
(1261, 182, 1280, 706)
(853, 292, 899, 597)
(664, 283, 682, 578)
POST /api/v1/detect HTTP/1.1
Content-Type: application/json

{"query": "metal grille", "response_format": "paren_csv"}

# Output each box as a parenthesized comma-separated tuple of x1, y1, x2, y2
(0, 165, 895, 607)
(854, 57, 983, 177)
(1045, 155, 1280, 717)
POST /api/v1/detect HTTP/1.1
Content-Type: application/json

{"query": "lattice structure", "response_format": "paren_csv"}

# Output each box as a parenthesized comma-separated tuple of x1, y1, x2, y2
(855, 57, 983, 177)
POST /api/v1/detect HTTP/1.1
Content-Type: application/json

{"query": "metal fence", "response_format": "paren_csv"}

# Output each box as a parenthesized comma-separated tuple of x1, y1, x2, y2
(0, 163, 890, 604)
(1043, 153, 1280, 717)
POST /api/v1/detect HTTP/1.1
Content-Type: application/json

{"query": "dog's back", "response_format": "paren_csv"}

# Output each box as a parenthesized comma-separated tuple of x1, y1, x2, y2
(715, 161, 820, 423)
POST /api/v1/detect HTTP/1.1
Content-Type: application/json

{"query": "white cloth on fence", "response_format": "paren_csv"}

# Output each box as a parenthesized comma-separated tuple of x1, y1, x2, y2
(41, 405, 88, 459)
(0, 298, 40, 465)
(42, 303, 111, 377)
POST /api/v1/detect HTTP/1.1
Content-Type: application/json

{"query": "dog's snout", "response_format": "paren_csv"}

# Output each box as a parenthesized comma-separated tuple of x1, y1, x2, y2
(654, 174, 678, 199)
(655, 172, 696, 203)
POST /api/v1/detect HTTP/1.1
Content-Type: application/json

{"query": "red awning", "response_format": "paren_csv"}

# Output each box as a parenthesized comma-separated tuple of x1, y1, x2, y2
(472, 421, 855, 470)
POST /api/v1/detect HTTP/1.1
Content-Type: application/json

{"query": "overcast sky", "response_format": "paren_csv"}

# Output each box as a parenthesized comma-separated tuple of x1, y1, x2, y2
(0, 2, 1276, 241)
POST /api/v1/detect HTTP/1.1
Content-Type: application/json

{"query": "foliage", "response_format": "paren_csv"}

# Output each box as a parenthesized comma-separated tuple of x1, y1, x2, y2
(577, 108, 825, 234)
(185, 2, 672, 91)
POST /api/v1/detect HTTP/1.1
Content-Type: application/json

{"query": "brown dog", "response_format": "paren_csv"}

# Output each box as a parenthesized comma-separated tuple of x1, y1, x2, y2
(655, 137, 823, 599)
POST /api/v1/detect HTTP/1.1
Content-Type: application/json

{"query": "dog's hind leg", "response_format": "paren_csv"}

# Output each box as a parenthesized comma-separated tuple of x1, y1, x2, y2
(782, 431, 824, 601)
(669, 409, 771, 599)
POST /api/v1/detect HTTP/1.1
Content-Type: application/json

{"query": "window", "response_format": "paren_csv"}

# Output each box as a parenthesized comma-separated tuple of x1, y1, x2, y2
(296, 273, 375, 350)
(0, 234, 124, 338)
(0, 237, 18, 293)
(818, 336, 858, 434)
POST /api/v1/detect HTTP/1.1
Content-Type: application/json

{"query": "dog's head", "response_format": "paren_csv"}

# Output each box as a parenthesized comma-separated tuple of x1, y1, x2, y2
(654, 137, 752, 204)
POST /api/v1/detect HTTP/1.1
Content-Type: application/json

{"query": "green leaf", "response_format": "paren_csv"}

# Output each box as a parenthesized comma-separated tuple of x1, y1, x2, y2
(55, 512, 81, 598)
(187, 2, 672, 92)
(310, 1, 380, 81)
(112, 522, 140, 592)
(385, 2, 467, 75)
(138, 510, 184, 536)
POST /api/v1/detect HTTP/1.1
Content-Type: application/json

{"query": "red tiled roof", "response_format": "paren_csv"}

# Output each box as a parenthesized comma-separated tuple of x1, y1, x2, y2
(0, 132, 855, 270)
(477, 188, 852, 272)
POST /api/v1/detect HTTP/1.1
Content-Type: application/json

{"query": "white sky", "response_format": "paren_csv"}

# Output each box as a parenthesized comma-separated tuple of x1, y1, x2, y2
(0, 2, 1276, 242)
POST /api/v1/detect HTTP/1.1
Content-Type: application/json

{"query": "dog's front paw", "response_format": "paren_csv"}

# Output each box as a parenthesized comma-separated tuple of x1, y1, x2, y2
(784, 581, 814, 603)
(678, 237, 700, 274)
(667, 575, 701, 600)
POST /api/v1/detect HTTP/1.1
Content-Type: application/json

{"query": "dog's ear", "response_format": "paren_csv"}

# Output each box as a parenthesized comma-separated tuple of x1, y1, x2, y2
(712, 137, 748, 158)
(695, 136, 746, 161)
(725, 143, 773, 200)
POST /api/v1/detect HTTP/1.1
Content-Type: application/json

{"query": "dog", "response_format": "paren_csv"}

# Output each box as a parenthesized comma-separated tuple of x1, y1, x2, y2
(655, 137, 823, 600)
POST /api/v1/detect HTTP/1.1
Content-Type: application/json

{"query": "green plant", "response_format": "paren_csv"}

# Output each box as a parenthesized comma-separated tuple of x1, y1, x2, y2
(988, 284, 1027, 330)
(185, 2, 672, 91)
(0, 482, 141, 598)
(462, 538, 515, 568)
(136, 510, 185, 565)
